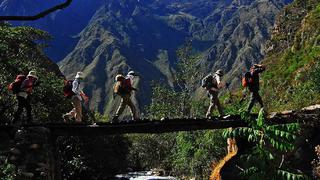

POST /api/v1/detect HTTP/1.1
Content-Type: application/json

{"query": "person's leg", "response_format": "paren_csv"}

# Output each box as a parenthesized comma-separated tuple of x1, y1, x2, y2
(206, 94, 215, 118)
(73, 98, 82, 122)
(114, 96, 127, 122)
(126, 95, 138, 120)
(25, 96, 32, 124)
(211, 92, 224, 116)
(256, 92, 264, 108)
(246, 92, 256, 113)
(13, 96, 25, 124)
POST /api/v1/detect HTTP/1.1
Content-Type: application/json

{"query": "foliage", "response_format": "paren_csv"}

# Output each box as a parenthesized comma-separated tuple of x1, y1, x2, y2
(0, 24, 72, 124)
(223, 109, 307, 179)
(127, 133, 176, 171)
(0, 160, 16, 180)
(262, 3, 320, 112)
(172, 131, 225, 179)
(312, 145, 320, 178)
(58, 136, 130, 179)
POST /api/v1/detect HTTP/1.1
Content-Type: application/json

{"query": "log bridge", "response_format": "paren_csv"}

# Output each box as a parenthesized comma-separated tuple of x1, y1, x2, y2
(1, 105, 319, 136)
(0, 105, 318, 180)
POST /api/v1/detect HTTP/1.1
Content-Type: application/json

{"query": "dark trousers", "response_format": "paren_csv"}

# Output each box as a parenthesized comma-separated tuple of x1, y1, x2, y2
(247, 91, 263, 113)
(13, 96, 32, 124)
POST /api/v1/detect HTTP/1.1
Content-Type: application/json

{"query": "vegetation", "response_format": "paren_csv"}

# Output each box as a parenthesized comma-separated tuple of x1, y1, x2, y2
(223, 110, 306, 180)
(0, 23, 70, 124)
(0, 0, 319, 179)
(262, 3, 320, 112)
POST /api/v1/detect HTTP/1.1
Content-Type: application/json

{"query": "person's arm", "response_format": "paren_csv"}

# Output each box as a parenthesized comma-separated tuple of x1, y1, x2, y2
(126, 79, 137, 91)
(72, 80, 80, 95)
(253, 64, 265, 74)
(215, 75, 225, 89)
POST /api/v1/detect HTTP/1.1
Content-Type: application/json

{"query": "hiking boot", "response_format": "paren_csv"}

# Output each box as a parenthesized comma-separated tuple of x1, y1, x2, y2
(111, 116, 119, 123)
(222, 114, 231, 119)
(62, 114, 68, 123)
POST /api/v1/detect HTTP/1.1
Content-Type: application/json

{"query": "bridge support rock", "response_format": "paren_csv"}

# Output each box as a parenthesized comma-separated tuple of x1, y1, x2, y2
(6, 127, 60, 180)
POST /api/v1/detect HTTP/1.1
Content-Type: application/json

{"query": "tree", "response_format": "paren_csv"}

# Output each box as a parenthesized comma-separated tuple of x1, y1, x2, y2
(0, 0, 73, 21)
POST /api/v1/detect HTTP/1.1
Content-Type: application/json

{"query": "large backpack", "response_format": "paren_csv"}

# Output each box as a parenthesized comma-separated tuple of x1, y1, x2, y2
(63, 80, 76, 98)
(201, 74, 217, 89)
(8, 75, 26, 94)
(242, 72, 253, 87)
(113, 75, 127, 95)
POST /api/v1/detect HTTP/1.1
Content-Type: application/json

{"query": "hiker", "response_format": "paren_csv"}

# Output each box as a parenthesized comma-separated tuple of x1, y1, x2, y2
(112, 71, 139, 122)
(12, 71, 39, 124)
(63, 72, 89, 123)
(243, 64, 265, 113)
(202, 69, 225, 118)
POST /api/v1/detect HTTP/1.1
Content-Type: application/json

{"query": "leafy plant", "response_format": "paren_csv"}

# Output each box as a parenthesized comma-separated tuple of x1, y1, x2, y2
(0, 160, 16, 180)
(223, 109, 308, 179)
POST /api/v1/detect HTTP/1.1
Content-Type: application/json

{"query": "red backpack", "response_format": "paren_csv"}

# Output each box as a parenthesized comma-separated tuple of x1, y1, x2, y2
(8, 75, 26, 94)
(63, 80, 75, 98)
(242, 72, 253, 87)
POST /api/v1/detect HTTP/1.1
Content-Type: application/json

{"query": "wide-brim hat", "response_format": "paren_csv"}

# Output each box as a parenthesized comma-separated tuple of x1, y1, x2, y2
(128, 71, 138, 76)
(75, 72, 85, 79)
(215, 69, 224, 76)
(27, 71, 38, 79)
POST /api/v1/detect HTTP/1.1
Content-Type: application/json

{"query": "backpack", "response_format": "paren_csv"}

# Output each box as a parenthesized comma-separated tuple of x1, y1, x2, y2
(242, 72, 253, 87)
(8, 75, 26, 94)
(63, 80, 75, 98)
(201, 74, 217, 89)
(113, 75, 128, 95)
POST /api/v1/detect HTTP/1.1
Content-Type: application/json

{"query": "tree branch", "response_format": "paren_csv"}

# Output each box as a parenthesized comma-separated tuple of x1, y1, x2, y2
(0, 0, 73, 21)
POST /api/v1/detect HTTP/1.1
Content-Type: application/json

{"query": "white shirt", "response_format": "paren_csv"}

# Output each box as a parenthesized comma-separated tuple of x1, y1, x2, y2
(209, 74, 222, 92)
(72, 78, 83, 100)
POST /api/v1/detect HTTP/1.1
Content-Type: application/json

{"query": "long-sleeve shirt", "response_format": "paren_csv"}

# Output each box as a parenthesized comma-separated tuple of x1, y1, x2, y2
(17, 78, 37, 98)
(249, 67, 265, 92)
(72, 78, 83, 100)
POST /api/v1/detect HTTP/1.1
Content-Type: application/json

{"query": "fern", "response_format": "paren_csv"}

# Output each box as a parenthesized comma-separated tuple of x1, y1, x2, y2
(223, 109, 307, 179)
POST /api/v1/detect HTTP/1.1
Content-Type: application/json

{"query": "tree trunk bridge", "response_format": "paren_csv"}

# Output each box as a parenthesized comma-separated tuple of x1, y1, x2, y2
(1, 105, 319, 136)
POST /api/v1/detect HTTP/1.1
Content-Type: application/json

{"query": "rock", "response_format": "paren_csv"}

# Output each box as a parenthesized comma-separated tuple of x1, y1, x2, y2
(8, 155, 18, 162)
(268, 112, 277, 119)
(36, 162, 47, 168)
(10, 148, 21, 155)
(302, 104, 320, 111)
(22, 172, 34, 178)
(29, 144, 41, 150)
(280, 110, 294, 115)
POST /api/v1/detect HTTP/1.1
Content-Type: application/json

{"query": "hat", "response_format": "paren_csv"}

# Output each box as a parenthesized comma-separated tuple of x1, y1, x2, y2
(75, 72, 85, 79)
(115, 74, 125, 81)
(215, 69, 224, 76)
(127, 71, 138, 76)
(27, 71, 38, 79)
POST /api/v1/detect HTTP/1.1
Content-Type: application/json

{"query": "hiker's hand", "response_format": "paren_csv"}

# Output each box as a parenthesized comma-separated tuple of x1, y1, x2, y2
(82, 94, 89, 102)
(217, 82, 225, 89)
(225, 82, 230, 89)
(34, 80, 41, 87)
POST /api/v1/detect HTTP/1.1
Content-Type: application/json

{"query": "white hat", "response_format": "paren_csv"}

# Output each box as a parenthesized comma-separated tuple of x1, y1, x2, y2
(27, 71, 38, 79)
(215, 69, 224, 76)
(127, 71, 138, 76)
(75, 72, 85, 79)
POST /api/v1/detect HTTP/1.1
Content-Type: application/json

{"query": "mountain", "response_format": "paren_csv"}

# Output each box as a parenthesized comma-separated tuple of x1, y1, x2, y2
(0, 0, 104, 62)
(261, 0, 320, 112)
(0, 0, 292, 116)
(59, 0, 292, 116)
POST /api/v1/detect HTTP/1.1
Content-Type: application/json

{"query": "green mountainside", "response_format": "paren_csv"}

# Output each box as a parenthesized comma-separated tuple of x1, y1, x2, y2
(261, 0, 320, 112)
(59, 0, 290, 116)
